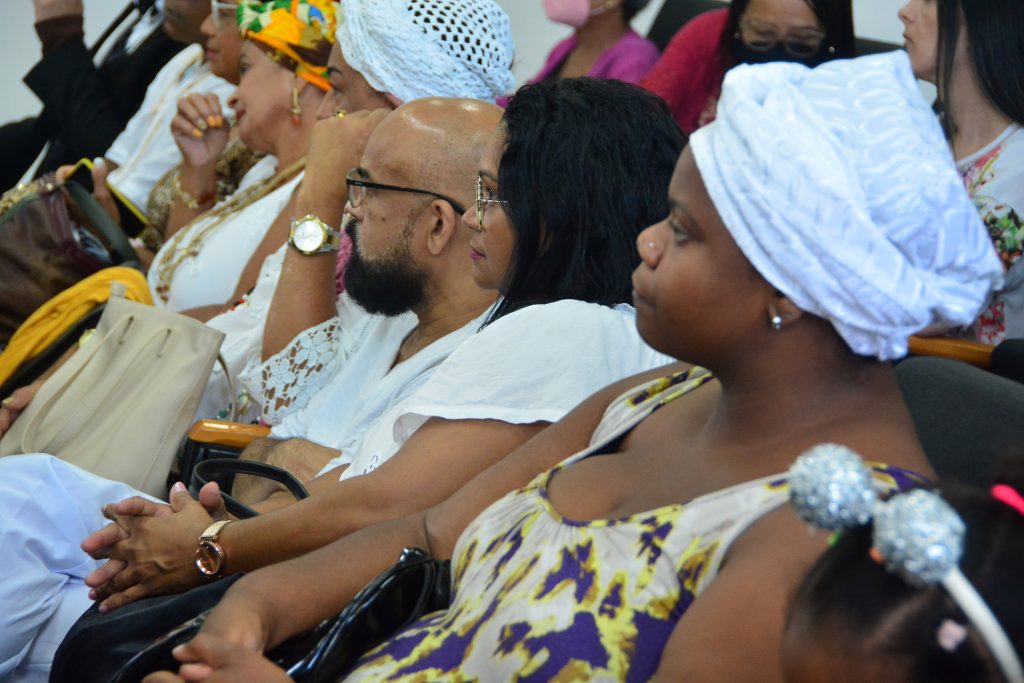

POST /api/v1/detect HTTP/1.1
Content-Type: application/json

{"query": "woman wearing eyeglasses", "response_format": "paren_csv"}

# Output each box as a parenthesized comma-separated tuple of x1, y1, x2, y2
(640, 0, 854, 134)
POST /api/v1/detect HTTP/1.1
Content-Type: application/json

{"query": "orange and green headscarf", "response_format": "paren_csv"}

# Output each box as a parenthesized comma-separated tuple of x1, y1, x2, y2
(237, 0, 338, 92)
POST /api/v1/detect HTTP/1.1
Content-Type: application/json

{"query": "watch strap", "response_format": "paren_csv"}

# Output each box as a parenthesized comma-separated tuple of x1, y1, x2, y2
(200, 519, 233, 542)
(290, 214, 340, 255)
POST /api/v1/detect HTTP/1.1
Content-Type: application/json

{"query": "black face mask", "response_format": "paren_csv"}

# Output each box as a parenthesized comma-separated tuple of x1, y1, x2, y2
(731, 42, 828, 68)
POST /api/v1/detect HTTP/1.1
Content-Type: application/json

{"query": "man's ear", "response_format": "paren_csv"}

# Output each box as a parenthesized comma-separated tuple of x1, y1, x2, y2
(424, 200, 461, 256)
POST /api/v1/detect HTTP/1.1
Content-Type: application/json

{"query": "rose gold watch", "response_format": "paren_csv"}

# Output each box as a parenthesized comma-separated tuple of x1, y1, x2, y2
(195, 520, 233, 577)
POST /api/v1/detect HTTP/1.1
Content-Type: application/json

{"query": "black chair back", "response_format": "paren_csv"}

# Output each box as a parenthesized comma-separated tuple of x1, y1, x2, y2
(896, 357, 1024, 488)
(646, 0, 727, 52)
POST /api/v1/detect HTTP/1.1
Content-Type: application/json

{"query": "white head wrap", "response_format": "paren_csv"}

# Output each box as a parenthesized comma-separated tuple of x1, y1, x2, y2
(690, 52, 1003, 360)
(335, 0, 515, 104)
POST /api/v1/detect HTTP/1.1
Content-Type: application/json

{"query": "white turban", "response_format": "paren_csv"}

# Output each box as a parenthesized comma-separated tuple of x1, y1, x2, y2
(691, 51, 1003, 360)
(335, 0, 515, 104)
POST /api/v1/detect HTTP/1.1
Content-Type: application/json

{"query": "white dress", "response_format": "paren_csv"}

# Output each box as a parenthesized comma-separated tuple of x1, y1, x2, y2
(146, 157, 301, 312)
(332, 300, 674, 480)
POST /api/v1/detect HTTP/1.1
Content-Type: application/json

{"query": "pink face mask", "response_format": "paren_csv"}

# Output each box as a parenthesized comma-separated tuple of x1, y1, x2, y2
(543, 0, 606, 28)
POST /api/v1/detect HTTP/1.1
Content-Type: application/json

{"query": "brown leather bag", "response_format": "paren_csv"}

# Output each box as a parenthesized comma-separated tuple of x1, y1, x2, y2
(0, 176, 138, 345)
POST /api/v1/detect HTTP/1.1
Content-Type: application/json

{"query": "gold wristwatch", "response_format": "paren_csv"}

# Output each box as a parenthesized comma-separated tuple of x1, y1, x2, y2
(195, 519, 233, 577)
(289, 214, 341, 255)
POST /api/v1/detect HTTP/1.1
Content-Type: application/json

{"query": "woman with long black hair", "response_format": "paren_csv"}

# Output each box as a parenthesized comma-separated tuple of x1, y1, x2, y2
(900, 0, 1024, 344)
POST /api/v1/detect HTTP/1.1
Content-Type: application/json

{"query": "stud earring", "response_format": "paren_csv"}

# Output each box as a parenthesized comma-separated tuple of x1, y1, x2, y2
(769, 312, 783, 331)
(647, 241, 656, 250)
(291, 87, 302, 126)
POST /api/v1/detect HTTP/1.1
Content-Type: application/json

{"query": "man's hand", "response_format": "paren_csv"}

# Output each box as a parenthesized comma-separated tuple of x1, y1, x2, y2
(297, 109, 390, 221)
(83, 482, 228, 612)
(0, 382, 41, 438)
(142, 633, 290, 683)
(34, 0, 83, 23)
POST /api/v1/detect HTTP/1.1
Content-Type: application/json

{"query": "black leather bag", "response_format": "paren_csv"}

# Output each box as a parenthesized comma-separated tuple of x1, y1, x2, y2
(0, 176, 137, 344)
(108, 548, 451, 683)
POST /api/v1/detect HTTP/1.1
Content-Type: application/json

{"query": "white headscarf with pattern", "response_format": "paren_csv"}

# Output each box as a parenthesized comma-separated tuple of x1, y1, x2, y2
(335, 0, 515, 104)
(691, 51, 1003, 360)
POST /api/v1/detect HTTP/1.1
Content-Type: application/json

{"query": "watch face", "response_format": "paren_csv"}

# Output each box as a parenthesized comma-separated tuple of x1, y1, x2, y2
(195, 541, 224, 576)
(292, 219, 326, 253)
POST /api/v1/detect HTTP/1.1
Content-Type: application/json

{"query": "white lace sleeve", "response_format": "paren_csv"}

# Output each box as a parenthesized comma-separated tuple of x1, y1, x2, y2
(238, 316, 345, 425)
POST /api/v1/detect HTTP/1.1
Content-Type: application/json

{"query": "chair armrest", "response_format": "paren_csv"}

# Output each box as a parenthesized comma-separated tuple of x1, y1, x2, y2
(177, 420, 273, 490)
(907, 336, 993, 368)
(187, 419, 272, 449)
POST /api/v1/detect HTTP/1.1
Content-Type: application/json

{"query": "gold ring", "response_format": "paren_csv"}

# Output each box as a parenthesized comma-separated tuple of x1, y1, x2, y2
(334, 109, 348, 120)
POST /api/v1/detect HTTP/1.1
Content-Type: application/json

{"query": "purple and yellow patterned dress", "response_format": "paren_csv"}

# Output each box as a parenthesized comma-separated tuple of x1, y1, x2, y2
(344, 367, 925, 681)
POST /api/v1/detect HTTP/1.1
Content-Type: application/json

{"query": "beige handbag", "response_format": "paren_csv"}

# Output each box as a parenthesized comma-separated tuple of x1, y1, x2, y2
(0, 282, 225, 497)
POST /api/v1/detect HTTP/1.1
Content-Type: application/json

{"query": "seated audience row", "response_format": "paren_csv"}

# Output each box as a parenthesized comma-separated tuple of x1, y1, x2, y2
(117, 52, 1005, 681)
(0, 68, 683, 682)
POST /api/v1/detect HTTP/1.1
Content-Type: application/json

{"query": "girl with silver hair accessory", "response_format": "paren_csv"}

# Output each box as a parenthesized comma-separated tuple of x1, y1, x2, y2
(783, 444, 1024, 683)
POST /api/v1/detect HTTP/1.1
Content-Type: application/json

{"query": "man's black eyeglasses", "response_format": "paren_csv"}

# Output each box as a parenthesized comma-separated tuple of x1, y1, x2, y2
(346, 169, 467, 216)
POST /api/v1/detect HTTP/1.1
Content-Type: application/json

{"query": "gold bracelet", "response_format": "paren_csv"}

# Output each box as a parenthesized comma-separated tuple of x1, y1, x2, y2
(172, 171, 213, 211)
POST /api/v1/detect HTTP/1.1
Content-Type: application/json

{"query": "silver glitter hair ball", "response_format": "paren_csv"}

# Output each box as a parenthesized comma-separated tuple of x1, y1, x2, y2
(789, 443, 877, 531)
(873, 489, 965, 588)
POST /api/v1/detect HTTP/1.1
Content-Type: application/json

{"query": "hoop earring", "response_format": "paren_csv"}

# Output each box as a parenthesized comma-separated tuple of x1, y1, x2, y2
(291, 87, 302, 126)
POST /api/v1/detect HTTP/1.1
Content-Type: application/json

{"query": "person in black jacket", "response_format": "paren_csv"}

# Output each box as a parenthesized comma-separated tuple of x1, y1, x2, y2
(0, 0, 194, 189)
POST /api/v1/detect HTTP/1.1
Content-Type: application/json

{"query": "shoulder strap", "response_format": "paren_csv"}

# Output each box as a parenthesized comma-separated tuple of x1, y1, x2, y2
(63, 180, 139, 267)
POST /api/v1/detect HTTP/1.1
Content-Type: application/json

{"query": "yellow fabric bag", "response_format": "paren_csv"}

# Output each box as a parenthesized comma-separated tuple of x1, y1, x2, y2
(0, 267, 151, 387)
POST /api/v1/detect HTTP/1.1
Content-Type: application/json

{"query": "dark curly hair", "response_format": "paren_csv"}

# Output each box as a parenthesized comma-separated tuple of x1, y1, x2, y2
(485, 77, 685, 325)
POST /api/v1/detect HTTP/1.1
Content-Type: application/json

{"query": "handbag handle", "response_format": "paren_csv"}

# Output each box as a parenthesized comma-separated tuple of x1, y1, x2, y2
(63, 179, 139, 267)
(189, 458, 310, 520)
(16, 316, 172, 453)
(217, 354, 239, 423)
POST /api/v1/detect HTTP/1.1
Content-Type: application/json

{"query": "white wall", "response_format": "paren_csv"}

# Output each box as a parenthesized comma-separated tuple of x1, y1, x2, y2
(0, 0, 910, 123)
(0, 1, 127, 124)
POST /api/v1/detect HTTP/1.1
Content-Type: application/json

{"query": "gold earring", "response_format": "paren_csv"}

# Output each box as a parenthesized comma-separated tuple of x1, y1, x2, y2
(291, 87, 302, 125)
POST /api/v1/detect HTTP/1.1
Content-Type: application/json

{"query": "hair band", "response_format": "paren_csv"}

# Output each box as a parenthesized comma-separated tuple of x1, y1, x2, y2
(992, 484, 1024, 517)
(789, 445, 1024, 683)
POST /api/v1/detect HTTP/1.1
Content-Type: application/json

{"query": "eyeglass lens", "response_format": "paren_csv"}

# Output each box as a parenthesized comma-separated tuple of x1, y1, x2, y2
(346, 173, 365, 208)
(740, 20, 824, 57)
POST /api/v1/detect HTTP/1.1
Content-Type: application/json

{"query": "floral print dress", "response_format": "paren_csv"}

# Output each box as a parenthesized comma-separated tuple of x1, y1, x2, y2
(958, 124, 1024, 344)
(343, 368, 926, 681)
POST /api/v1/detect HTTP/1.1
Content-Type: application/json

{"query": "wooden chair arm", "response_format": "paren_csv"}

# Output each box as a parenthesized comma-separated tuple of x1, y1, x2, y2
(907, 336, 994, 368)
(187, 419, 271, 449)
